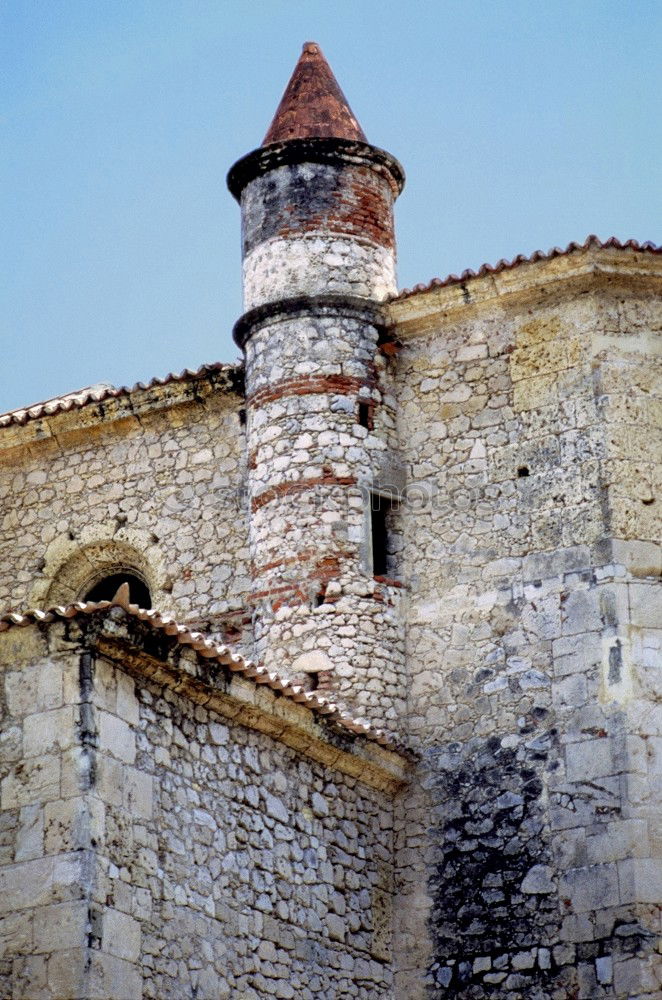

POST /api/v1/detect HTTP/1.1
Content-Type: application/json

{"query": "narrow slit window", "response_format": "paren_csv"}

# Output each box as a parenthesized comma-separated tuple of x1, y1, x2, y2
(357, 401, 371, 429)
(371, 493, 396, 577)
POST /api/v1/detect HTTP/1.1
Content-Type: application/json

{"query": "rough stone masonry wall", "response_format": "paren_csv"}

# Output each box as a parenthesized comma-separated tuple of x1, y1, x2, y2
(0, 620, 398, 1000)
(244, 306, 406, 728)
(0, 382, 250, 648)
(392, 273, 661, 998)
(237, 144, 405, 727)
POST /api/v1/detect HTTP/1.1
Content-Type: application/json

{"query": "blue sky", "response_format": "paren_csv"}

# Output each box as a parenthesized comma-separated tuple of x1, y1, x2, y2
(1, 0, 660, 412)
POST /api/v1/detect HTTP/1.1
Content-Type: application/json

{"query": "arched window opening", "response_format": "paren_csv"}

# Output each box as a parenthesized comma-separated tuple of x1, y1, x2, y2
(83, 572, 152, 609)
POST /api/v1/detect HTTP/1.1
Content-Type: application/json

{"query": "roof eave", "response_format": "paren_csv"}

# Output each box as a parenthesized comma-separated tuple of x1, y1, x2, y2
(389, 242, 662, 337)
(0, 362, 245, 454)
(0, 602, 412, 790)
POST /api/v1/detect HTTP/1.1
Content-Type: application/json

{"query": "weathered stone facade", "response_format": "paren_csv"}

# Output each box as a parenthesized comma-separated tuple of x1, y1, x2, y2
(0, 366, 251, 648)
(0, 609, 406, 999)
(390, 259, 662, 997)
(0, 40, 660, 1000)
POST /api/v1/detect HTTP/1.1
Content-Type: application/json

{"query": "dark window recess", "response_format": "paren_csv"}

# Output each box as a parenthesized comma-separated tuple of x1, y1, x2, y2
(357, 401, 373, 430)
(371, 493, 397, 577)
(84, 573, 152, 609)
(517, 466, 530, 478)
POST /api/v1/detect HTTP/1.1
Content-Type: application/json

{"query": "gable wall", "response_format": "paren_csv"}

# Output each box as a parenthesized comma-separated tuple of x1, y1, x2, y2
(0, 388, 250, 646)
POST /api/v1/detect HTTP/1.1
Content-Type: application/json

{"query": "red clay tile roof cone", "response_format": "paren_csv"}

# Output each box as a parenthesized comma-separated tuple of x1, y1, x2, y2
(263, 42, 367, 144)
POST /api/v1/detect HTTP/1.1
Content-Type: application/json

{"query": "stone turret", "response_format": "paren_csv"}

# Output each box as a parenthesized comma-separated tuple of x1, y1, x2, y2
(228, 42, 406, 724)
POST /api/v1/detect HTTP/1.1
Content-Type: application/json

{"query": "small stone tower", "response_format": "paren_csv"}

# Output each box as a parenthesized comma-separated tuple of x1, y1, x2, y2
(228, 42, 407, 724)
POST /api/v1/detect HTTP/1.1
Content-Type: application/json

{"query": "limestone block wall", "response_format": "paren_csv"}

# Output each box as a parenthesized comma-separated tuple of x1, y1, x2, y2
(0, 375, 250, 647)
(0, 625, 103, 999)
(597, 290, 662, 996)
(0, 615, 404, 1000)
(390, 266, 662, 998)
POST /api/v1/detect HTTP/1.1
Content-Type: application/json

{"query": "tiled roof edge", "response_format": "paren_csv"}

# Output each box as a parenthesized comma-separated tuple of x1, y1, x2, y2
(0, 597, 405, 754)
(393, 236, 662, 302)
(0, 361, 243, 429)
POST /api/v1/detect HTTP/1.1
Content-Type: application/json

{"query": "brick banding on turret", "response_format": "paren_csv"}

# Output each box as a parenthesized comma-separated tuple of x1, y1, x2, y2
(252, 550, 347, 580)
(246, 583, 310, 605)
(246, 374, 376, 409)
(240, 162, 398, 254)
(250, 548, 318, 576)
(228, 40, 407, 726)
(250, 474, 357, 512)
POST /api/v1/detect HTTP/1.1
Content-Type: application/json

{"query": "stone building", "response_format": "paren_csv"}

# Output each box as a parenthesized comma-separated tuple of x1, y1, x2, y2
(0, 41, 660, 1000)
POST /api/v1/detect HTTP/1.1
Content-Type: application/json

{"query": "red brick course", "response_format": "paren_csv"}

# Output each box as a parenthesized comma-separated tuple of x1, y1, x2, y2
(251, 474, 357, 512)
(252, 549, 318, 577)
(247, 582, 309, 608)
(247, 374, 374, 410)
(272, 166, 395, 250)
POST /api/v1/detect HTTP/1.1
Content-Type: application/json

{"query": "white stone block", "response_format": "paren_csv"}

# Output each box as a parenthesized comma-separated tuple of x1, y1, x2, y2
(15, 802, 44, 862)
(52, 852, 87, 898)
(96, 754, 124, 807)
(558, 863, 619, 912)
(102, 908, 141, 963)
(23, 706, 75, 757)
(586, 818, 648, 864)
(116, 672, 140, 726)
(5, 662, 63, 717)
(123, 767, 153, 820)
(633, 857, 662, 904)
(0, 911, 33, 954)
(0, 857, 53, 914)
(629, 582, 660, 628)
(47, 947, 87, 999)
(98, 711, 136, 764)
(44, 795, 102, 854)
(611, 539, 661, 578)
(562, 590, 602, 636)
(33, 901, 88, 952)
(565, 739, 614, 782)
(1, 754, 61, 809)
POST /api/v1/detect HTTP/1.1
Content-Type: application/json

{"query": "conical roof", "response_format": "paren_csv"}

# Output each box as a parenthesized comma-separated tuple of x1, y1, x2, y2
(263, 42, 367, 145)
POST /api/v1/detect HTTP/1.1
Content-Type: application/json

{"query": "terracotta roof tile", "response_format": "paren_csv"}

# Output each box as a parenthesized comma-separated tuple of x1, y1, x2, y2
(0, 362, 240, 430)
(393, 236, 662, 301)
(263, 42, 367, 145)
(0, 593, 403, 753)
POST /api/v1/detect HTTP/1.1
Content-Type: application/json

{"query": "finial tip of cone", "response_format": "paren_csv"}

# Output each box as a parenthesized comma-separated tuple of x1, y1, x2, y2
(112, 582, 131, 608)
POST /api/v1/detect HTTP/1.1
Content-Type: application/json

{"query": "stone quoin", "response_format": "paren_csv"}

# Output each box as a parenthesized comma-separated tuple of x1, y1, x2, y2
(0, 40, 660, 1000)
